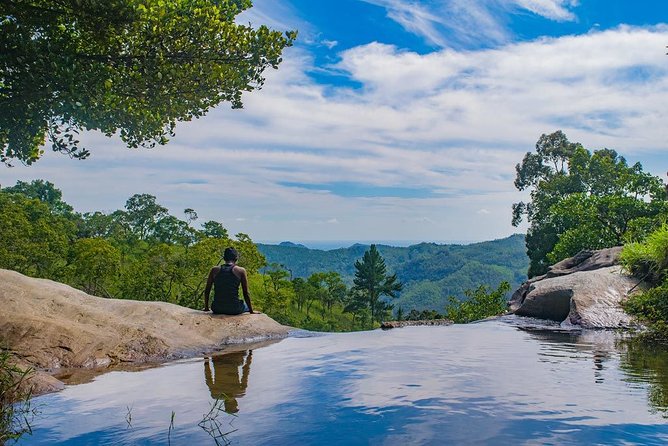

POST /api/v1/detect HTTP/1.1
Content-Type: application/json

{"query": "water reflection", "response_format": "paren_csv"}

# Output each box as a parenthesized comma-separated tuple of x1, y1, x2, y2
(16, 320, 668, 445)
(516, 326, 618, 385)
(204, 350, 253, 413)
(620, 337, 668, 416)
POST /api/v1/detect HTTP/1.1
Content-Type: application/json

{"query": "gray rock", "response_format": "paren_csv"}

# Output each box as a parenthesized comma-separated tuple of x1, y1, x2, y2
(545, 246, 623, 278)
(509, 247, 645, 328)
(380, 319, 453, 329)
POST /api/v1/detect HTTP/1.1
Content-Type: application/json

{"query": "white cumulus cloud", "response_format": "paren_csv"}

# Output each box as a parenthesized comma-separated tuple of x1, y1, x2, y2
(3, 26, 667, 243)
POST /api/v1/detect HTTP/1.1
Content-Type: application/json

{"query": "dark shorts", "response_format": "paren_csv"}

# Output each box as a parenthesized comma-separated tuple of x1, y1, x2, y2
(212, 300, 248, 315)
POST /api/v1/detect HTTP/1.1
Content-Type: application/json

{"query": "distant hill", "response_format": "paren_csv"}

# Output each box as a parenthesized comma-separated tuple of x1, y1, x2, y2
(278, 241, 308, 248)
(258, 234, 529, 312)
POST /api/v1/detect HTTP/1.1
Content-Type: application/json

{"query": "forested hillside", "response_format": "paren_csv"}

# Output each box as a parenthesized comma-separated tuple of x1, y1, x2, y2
(258, 235, 529, 312)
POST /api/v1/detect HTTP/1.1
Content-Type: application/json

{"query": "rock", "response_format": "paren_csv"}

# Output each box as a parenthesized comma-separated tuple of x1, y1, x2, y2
(545, 246, 623, 278)
(0, 269, 291, 395)
(381, 319, 453, 329)
(509, 248, 645, 328)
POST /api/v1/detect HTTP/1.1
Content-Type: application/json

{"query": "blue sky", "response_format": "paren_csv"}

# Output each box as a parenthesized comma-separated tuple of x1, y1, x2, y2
(2, 0, 668, 243)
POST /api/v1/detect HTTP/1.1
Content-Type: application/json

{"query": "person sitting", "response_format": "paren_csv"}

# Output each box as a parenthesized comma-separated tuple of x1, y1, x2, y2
(203, 247, 256, 315)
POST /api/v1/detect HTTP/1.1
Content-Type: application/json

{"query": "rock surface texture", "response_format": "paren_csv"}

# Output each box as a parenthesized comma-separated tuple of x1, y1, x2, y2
(0, 269, 290, 394)
(509, 247, 643, 329)
(380, 319, 453, 329)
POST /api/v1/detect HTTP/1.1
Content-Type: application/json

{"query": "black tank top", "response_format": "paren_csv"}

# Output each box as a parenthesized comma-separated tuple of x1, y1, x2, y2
(212, 264, 245, 315)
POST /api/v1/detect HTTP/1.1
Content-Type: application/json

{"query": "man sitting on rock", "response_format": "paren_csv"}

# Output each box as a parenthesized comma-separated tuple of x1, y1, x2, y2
(204, 248, 257, 315)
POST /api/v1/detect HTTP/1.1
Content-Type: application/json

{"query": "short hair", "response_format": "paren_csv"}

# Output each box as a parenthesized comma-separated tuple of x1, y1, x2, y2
(223, 247, 239, 262)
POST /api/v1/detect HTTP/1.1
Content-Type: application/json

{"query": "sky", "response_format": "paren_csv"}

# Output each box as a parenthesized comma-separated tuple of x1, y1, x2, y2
(2, 0, 668, 244)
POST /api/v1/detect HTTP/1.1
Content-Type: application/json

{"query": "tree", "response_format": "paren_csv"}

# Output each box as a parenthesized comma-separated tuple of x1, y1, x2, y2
(352, 245, 403, 323)
(342, 289, 370, 328)
(291, 277, 310, 312)
(123, 193, 168, 240)
(201, 220, 229, 239)
(78, 211, 126, 239)
(512, 131, 667, 277)
(2, 179, 74, 216)
(1, 0, 296, 165)
(152, 215, 196, 246)
(262, 263, 290, 313)
(68, 238, 121, 296)
(0, 190, 75, 278)
(322, 272, 347, 316)
(307, 271, 347, 317)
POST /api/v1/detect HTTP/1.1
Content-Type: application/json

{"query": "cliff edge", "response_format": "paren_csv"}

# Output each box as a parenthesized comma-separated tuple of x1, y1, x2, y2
(0, 269, 290, 395)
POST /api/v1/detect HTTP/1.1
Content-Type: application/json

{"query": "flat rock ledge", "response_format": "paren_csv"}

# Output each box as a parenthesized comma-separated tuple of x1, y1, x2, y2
(0, 269, 291, 395)
(381, 319, 453, 329)
(508, 247, 645, 329)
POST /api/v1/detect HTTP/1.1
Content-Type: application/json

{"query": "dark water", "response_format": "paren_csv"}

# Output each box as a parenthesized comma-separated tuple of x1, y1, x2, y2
(18, 317, 668, 445)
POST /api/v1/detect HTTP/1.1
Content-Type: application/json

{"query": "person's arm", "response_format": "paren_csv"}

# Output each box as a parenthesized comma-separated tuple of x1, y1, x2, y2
(237, 268, 257, 313)
(203, 267, 218, 311)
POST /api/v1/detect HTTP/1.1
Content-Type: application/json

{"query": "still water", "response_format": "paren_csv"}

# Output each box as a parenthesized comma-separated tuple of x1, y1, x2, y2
(18, 317, 668, 445)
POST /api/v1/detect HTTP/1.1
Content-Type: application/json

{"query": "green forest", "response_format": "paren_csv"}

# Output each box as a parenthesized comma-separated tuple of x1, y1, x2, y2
(258, 234, 528, 312)
(0, 180, 424, 332)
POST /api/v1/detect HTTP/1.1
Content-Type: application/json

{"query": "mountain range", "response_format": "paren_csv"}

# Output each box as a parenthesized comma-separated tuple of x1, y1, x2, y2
(257, 234, 529, 312)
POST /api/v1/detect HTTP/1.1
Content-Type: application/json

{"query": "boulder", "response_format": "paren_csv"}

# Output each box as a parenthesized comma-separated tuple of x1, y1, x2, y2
(544, 246, 623, 278)
(509, 248, 644, 328)
(0, 269, 291, 394)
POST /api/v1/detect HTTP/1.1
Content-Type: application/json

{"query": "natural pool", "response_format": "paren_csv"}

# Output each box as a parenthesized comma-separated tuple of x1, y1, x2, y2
(18, 317, 668, 445)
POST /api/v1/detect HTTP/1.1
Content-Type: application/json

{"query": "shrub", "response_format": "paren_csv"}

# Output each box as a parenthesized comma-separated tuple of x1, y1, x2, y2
(445, 281, 511, 323)
(621, 225, 668, 330)
(620, 225, 668, 285)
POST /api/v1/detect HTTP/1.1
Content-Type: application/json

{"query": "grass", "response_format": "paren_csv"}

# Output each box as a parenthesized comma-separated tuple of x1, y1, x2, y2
(0, 349, 35, 445)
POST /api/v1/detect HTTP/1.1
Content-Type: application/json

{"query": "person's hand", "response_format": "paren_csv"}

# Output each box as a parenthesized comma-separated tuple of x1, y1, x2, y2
(203, 307, 210, 312)
(249, 310, 261, 314)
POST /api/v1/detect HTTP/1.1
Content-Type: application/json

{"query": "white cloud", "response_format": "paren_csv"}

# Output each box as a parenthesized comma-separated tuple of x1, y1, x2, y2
(477, 209, 491, 215)
(359, 0, 579, 47)
(236, 0, 302, 33)
(3, 26, 667, 242)
(513, 0, 578, 21)
(321, 39, 339, 49)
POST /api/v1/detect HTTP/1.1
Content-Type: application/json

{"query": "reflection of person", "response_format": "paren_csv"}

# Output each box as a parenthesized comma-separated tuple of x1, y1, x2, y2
(204, 350, 253, 413)
(204, 247, 256, 315)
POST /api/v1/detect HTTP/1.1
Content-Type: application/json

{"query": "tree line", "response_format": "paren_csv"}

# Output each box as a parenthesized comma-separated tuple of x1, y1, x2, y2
(512, 130, 667, 277)
(512, 130, 668, 333)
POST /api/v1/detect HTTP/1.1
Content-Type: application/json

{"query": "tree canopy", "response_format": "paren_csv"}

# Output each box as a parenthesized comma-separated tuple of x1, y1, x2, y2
(0, 0, 296, 165)
(513, 131, 667, 277)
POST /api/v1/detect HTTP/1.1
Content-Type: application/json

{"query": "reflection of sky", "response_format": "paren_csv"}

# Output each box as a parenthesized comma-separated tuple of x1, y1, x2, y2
(19, 320, 668, 445)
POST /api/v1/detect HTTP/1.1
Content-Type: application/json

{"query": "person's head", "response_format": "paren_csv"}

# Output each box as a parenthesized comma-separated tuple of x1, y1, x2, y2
(223, 247, 239, 263)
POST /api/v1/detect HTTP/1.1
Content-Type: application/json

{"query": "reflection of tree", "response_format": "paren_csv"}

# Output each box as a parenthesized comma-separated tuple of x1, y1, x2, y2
(516, 327, 614, 383)
(620, 338, 668, 417)
(204, 350, 252, 414)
